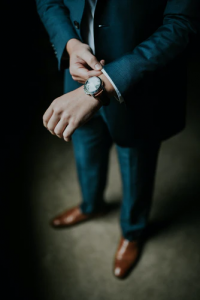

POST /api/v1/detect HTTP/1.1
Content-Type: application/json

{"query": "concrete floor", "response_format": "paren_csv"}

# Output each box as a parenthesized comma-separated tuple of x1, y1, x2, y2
(11, 59, 200, 300)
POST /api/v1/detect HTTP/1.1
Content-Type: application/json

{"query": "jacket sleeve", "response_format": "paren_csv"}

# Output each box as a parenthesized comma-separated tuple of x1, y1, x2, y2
(36, 0, 80, 70)
(103, 0, 200, 100)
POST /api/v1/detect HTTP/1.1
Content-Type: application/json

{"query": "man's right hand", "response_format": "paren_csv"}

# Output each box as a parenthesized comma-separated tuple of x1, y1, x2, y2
(66, 38, 105, 84)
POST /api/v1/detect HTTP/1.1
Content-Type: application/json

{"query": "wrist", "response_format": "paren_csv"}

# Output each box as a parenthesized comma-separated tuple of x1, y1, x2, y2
(83, 76, 111, 106)
(80, 86, 102, 108)
(98, 74, 117, 98)
(66, 38, 82, 56)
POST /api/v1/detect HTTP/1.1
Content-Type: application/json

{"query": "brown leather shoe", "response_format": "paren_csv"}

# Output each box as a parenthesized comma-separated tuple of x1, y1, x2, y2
(113, 237, 141, 279)
(51, 206, 106, 228)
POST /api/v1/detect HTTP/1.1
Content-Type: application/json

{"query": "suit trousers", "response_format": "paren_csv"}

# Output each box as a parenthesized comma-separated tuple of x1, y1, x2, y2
(72, 106, 161, 241)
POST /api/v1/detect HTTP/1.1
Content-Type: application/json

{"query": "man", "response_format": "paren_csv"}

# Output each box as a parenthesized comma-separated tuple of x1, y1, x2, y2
(36, 0, 199, 279)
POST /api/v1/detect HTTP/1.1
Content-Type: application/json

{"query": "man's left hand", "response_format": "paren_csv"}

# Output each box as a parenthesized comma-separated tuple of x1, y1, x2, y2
(43, 86, 102, 141)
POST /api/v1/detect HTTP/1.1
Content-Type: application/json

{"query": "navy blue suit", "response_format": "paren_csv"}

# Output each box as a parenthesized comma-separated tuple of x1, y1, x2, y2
(36, 0, 200, 240)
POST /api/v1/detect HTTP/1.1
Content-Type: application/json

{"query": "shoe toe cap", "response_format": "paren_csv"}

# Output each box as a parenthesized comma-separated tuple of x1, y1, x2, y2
(52, 219, 61, 226)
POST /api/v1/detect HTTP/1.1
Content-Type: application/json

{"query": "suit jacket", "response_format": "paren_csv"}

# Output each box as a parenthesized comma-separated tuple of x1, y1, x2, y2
(36, 0, 200, 146)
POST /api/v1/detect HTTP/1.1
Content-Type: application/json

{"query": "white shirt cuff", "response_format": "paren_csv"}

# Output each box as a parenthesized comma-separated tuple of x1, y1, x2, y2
(101, 68, 124, 104)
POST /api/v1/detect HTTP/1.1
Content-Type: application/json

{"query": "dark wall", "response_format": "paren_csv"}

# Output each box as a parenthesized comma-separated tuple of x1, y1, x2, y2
(1, 1, 61, 299)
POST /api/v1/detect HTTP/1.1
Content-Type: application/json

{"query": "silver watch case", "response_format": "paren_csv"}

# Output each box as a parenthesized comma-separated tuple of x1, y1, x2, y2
(83, 76, 103, 96)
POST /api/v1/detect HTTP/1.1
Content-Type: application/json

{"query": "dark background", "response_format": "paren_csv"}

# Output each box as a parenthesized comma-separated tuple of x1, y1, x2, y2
(1, 1, 200, 299)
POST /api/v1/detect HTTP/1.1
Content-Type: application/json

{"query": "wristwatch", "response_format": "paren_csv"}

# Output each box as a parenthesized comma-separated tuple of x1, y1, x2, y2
(83, 76, 110, 106)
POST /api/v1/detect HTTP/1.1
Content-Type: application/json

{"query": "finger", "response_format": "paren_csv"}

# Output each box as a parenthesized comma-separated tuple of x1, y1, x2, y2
(43, 106, 53, 128)
(100, 59, 105, 66)
(54, 118, 69, 138)
(86, 69, 103, 77)
(76, 80, 85, 84)
(72, 76, 89, 84)
(82, 51, 103, 71)
(72, 75, 85, 83)
(76, 67, 102, 81)
(47, 113, 61, 135)
(63, 121, 77, 142)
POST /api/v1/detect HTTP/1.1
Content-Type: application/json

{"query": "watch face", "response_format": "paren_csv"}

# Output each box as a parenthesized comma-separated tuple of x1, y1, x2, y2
(85, 76, 101, 94)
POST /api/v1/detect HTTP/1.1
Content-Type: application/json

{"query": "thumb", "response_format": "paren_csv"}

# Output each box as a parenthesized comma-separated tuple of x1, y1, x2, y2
(82, 50, 103, 71)
(100, 59, 106, 66)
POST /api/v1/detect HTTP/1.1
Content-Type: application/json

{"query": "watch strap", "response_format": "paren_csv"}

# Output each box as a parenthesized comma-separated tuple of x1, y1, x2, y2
(93, 84, 110, 106)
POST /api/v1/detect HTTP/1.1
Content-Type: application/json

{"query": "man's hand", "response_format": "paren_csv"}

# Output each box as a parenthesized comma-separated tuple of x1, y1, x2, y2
(42, 39, 118, 142)
(66, 38, 105, 84)
(43, 86, 102, 142)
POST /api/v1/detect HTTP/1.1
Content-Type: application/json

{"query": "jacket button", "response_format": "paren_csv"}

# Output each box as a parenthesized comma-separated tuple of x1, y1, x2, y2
(74, 20, 80, 29)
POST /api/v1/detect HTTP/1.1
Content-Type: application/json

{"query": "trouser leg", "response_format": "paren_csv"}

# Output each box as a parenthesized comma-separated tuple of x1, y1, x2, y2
(72, 111, 113, 214)
(116, 140, 161, 241)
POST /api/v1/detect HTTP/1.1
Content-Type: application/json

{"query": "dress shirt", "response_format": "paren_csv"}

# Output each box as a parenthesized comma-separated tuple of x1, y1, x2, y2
(81, 0, 124, 103)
